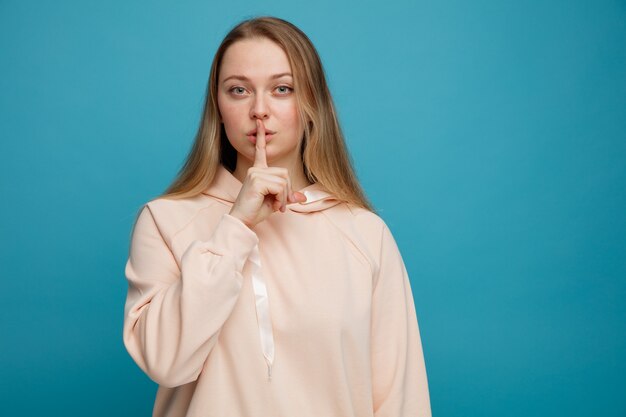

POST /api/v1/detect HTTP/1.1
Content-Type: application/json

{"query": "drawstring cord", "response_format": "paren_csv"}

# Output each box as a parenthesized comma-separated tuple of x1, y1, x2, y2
(246, 192, 329, 382)
(249, 244, 275, 381)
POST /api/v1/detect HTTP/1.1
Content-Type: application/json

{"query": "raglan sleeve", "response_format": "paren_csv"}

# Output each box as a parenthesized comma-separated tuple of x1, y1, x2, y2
(122, 205, 258, 388)
(371, 222, 432, 417)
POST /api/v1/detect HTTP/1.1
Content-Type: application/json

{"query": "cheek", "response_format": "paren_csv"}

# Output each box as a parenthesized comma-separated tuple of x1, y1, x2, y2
(217, 94, 242, 126)
(276, 102, 302, 129)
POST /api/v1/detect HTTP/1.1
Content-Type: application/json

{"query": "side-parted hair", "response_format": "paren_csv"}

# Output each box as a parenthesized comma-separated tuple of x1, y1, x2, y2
(159, 16, 374, 212)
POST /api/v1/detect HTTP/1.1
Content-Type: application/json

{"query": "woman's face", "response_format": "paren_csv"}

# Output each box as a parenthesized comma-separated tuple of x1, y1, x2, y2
(217, 37, 304, 166)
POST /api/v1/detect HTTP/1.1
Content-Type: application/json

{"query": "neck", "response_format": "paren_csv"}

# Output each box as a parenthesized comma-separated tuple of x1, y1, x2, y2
(232, 154, 313, 192)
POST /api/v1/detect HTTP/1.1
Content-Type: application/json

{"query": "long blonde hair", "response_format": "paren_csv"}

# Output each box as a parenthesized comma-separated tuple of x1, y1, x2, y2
(160, 16, 374, 212)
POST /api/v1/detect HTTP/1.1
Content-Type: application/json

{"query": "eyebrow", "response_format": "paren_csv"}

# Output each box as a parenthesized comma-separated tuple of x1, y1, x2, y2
(221, 72, 293, 83)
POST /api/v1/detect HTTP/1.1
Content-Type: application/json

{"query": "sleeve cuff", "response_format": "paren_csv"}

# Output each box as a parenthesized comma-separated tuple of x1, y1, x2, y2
(203, 213, 259, 271)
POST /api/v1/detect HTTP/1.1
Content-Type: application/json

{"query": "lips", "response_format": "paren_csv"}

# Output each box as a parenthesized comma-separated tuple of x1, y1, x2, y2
(247, 130, 275, 144)
(246, 129, 276, 136)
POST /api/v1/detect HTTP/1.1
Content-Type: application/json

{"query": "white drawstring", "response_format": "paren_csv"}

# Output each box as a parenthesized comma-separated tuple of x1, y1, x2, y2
(249, 244, 275, 381)
(246, 191, 329, 382)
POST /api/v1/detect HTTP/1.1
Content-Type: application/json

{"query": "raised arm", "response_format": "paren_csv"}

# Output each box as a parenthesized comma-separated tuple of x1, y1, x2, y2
(122, 205, 258, 387)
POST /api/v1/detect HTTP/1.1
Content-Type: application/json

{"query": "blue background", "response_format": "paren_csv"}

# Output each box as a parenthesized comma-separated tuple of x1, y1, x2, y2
(1, 0, 624, 416)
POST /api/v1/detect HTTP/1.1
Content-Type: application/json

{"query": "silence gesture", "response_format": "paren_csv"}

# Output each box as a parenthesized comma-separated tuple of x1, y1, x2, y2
(229, 119, 307, 228)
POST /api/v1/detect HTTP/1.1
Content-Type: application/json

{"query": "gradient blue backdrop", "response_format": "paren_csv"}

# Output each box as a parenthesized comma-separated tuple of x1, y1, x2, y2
(1, 0, 624, 416)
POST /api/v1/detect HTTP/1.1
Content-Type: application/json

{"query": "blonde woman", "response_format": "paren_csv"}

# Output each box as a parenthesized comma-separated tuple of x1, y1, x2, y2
(122, 16, 431, 417)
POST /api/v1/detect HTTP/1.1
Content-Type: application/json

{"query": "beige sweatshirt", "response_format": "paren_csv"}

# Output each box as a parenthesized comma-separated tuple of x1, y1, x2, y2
(123, 165, 432, 417)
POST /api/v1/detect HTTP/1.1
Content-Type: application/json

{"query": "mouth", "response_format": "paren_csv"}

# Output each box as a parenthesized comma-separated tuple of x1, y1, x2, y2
(246, 129, 276, 136)
(246, 129, 275, 144)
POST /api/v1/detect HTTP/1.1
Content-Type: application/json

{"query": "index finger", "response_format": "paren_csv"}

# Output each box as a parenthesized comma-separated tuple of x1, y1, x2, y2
(253, 119, 268, 168)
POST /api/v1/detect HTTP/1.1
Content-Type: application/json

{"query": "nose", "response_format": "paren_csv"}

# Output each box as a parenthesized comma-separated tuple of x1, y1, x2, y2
(250, 93, 269, 120)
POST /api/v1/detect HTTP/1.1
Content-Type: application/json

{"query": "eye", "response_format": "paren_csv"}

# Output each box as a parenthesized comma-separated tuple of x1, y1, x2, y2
(229, 86, 247, 95)
(275, 85, 293, 95)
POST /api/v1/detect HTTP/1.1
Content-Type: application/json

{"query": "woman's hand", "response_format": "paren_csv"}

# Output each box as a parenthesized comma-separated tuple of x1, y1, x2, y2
(229, 119, 307, 228)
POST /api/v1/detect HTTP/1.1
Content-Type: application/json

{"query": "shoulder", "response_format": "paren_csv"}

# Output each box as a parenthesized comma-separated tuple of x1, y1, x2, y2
(320, 202, 392, 272)
(328, 203, 403, 255)
(135, 193, 224, 242)
(324, 202, 388, 238)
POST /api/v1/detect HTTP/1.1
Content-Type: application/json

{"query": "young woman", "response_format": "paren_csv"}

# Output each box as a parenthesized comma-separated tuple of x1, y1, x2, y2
(123, 16, 431, 417)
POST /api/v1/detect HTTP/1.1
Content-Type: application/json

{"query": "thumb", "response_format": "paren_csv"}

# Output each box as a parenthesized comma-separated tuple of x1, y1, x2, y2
(292, 191, 307, 203)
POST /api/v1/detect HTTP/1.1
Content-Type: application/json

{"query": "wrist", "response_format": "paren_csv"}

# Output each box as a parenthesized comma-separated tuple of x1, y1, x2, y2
(228, 208, 254, 229)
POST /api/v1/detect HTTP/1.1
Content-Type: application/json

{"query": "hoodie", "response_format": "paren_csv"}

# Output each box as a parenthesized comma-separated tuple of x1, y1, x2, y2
(122, 164, 431, 417)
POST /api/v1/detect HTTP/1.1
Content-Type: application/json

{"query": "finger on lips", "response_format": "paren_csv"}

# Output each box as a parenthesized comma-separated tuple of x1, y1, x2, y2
(253, 120, 295, 211)
(253, 119, 268, 168)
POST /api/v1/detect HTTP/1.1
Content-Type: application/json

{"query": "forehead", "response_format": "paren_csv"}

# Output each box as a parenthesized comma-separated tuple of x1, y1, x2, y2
(219, 38, 292, 81)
